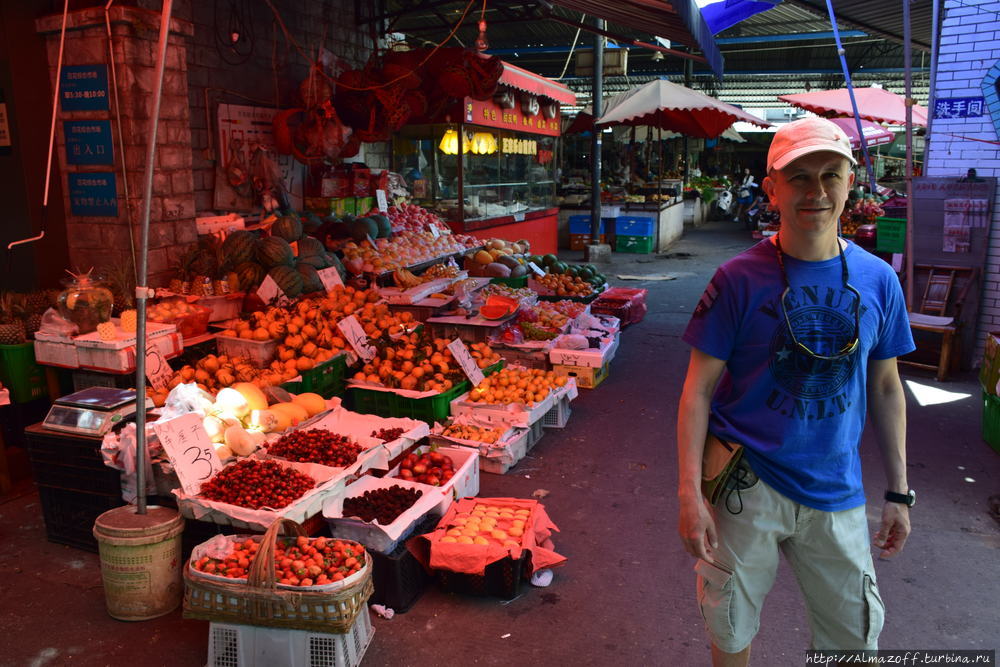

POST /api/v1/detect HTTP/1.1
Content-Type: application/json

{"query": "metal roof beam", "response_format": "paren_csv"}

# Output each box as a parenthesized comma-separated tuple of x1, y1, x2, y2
(715, 30, 867, 45)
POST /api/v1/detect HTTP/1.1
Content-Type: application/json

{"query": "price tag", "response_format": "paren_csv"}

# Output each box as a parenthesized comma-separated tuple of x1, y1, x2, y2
(145, 346, 173, 390)
(528, 262, 545, 276)
(257, 274, 289, 305)
(317, 266, 344, 290)
(337, 314, 376, 362)
(152, 413, 222, 496)
(365, 234, 379, 250)
(427, 223, 440, 239)
(513, 212, 525, 222)
(376, 189, 388, 212)
(447, 338, 485, 386)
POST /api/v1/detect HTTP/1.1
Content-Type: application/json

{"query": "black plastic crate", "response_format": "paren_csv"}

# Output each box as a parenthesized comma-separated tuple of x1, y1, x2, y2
(35, 484, 125, 552)
(369, 515, 438, 612)
(25, 428, 122, 496)
(436, 550, 532, 600)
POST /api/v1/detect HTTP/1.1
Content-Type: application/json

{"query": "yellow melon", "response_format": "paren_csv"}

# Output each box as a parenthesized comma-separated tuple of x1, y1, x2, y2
(271, 401, 309, 426)
(474, 249, 493, 265)
(231, 382, 268, 411)
(292, 392, 327, 417)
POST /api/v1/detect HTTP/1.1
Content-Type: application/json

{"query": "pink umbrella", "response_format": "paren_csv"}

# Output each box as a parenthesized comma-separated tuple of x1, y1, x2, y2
(778, 87, 928, 126)
(827, 117, 895, 150)
(595, 79, 770, 139)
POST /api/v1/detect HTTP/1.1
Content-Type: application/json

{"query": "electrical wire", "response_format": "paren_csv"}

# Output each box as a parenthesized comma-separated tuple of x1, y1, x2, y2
(214, 0, 255, 66)
(556, 24, 583, 80)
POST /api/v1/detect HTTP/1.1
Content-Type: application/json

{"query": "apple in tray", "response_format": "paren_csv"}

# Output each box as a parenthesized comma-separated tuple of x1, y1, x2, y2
(395, 450, 455, 487)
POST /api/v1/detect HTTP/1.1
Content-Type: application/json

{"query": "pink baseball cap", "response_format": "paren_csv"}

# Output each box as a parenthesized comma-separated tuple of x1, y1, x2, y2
(767, 117, 857, 172)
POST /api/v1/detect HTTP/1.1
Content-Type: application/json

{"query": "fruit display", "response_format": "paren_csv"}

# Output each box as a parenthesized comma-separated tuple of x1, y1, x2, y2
(146, 298, 211, 338)
(371, 427, 406, 441)
(527, 255, 607, 289)
(395, 450, 455, 486)
(197, 459, 316, 510)
(266, 429, 366, 468)
(57, 270, 114, 335)
(191, 535, 366, 587)
(544, 300, 588, 320)
(158, 354, 301, 399)
(840, 196, 885, 235)
(351, 331, 501, 392)
(480, 294, 519, 320)
(461, 238, 532, 279)
(342, 485, 423, 524)
(0, 290, 58, 342)
(466, 367, 568, 406)
(439, 422, 506, 444)
(340, 229, 479, 274)
(479, 283, 538, 305)
(532, 273, 597, 298)
(377, 203, 451, 235)
(439, 502, 532, 547)
(390, 261, 463, 289)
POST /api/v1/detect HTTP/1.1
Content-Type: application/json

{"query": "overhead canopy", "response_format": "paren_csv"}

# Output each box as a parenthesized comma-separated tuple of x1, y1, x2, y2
(594, 79, 770, 138)
(779, 86, 929, 126)
(700, 0, 783, 35)
(826, 117, 895, 150)
(500, 62, 576, 106)
(614, 124, 746, 143)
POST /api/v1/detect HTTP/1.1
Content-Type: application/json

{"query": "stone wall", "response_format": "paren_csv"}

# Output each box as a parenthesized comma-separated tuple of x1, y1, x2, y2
(925, 0, 1000, 360)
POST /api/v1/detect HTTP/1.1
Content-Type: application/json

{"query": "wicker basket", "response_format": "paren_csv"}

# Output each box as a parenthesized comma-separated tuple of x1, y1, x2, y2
(183, 518, 373, 633)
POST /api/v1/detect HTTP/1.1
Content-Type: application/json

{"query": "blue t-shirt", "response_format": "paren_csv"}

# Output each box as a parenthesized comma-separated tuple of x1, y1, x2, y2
(683, 239, 915, 511)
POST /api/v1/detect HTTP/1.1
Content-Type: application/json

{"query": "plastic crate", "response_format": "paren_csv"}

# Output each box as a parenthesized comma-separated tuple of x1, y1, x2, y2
(541, 396, 572, 428)
(615, 234, 655, 254)
(982, 390, 1000, 454)
(216, 335, 278, 368)
(71, 369, 135, 392)
(489, 275, 528, 289)
(348, 380, 471, 424)
(207, 611, 374, 667)
(436, 550, 532, 600)
(281, 353, 347, 399)
(0, 342, 48, 403)
(198, 294, 245, 323)
(615, 215, 655, 236)
(369, 515, 437, 612)
(526, 419, 545, 451)
(36, 485, 125, 552)
(568, 233, 607, 251)
(568, 216, 607, 235)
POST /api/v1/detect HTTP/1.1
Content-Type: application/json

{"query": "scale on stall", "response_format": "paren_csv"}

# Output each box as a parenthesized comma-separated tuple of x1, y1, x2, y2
(43, 387, 152, 437)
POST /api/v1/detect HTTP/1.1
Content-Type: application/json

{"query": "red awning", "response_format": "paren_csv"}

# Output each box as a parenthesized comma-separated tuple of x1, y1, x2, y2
(500, 62, 576, 106)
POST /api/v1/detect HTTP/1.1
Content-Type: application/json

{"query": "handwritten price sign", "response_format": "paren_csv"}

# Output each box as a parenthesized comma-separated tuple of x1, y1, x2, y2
(447, 338, 485, 386)
(376, 189, 388, 212)
(527, 262, 545, 276)
(337, 314, 376, 362)
(145, 346, 173, 390)
(317, 266, 344, 290)
(257, 274, 290, 306)
(151, 413, 222, 496)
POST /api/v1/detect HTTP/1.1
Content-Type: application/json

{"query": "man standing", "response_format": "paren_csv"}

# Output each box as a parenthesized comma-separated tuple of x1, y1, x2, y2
(676, 117, 915, 665)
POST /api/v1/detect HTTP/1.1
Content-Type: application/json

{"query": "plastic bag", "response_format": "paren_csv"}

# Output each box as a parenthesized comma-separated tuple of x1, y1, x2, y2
(555, 334, 589, 350)
(104, 423, 158, 503)
(38, 307, 78, 337)
(156, 382, 216, 421)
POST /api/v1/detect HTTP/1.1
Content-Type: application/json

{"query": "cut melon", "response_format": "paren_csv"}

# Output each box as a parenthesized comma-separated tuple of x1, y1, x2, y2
(292, 392, 327, 417)
(481, 304, 512, 320)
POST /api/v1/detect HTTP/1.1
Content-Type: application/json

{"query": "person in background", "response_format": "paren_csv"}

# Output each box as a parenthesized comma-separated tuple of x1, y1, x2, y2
(733, 167, 757, 223)
(677, 116, 914, 665)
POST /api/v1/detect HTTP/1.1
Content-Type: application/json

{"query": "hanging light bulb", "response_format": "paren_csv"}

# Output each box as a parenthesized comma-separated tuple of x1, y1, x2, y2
(475, 19, 489, 52)
(439, 128, 459, 155)
(470, 131, 497, 155)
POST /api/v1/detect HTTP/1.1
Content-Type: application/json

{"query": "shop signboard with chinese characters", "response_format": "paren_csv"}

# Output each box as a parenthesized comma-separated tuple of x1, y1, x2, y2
(463, 97, 561, 137)
(59, 65, 109, 112)
(933, 96, 986, 119)
(68, 172, 118, 217)
(64, 120, 113, 165)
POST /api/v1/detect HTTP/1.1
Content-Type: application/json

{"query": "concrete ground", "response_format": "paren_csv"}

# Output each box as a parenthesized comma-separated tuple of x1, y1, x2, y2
(0, 220, 997, 666)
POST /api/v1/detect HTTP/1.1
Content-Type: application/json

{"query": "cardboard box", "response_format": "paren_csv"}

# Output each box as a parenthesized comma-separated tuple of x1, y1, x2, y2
(553, 361, 609, 389)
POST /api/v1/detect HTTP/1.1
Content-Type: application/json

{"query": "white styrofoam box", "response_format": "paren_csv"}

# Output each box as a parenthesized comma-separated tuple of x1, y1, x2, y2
(33, 338, 79, 368)
(73, 320, 181, 373)
(197, 293, 245, 322)
(476, 427, 530, 475)
(322, 475, 447, 554)
(196, 212, 245, 236)
(549, 334, 617, 368)
(386, 444, 479, 514)
(207, 612, 373, 667)
(216, 335, 278, 368)
(449, 389, 555, 428)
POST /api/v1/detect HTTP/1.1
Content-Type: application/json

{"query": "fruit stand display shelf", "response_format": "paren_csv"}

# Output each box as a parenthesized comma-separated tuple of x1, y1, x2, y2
(371, 247, 486, 287)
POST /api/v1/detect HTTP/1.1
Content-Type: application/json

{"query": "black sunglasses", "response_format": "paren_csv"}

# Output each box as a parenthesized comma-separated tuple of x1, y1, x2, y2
(775, 236, 861, 360)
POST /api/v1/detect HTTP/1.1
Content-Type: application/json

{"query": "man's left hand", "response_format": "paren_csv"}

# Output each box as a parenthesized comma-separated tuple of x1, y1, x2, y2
(873, 503, 911, 558)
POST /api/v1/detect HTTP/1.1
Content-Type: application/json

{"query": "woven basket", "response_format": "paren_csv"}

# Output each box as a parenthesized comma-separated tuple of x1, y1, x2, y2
(183, 518, 373, 633)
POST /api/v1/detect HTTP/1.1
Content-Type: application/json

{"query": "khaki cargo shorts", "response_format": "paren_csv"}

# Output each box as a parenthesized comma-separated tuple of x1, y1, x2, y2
(695, 462, 885, 653)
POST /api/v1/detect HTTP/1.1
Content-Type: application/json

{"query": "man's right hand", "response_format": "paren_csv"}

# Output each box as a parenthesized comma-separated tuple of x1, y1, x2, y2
(678, 494, 718, 563)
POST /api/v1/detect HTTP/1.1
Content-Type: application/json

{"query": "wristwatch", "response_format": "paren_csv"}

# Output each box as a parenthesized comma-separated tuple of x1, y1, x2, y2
(884, 489, 916, 507)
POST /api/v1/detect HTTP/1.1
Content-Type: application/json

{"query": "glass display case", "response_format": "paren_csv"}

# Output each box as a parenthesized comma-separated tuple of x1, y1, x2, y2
(393, 124, 557, 226)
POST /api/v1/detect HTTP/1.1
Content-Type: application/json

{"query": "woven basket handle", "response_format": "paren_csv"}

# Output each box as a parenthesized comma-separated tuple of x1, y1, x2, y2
(247, 517, 307, 591)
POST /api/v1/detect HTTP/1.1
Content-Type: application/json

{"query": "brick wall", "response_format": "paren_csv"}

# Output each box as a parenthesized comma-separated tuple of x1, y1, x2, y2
(925, 0, 1000, 361)
(160, 0, 387, 216)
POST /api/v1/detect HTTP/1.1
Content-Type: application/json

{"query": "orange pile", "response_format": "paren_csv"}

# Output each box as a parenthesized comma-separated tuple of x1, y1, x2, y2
(534, 273, 595, 297)
(466, 367, 567, 406)
(440, 422, 506, 444)
(353, 334, 501, 393)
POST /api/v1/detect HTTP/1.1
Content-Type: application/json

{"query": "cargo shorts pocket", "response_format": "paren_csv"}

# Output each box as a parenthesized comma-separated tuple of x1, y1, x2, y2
(696, 559, 737, 644)
(863, 574, 885, 647)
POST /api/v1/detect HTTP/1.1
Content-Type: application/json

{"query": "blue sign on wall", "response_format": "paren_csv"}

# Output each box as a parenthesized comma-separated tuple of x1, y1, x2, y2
(68, 172, 118, 217)
(933, 96, 986, 119)
(64, 120, 113, 165)
(59, 65, 109, 111)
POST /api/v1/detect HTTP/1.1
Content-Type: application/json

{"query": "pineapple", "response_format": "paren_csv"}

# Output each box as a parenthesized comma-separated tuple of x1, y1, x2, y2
(97, 320, 117, 341)
(171, 246, 201, 294)
(120, 309, 138, 333)
(24, 290, 50, 315)
(105, 259, 137, 316)
(0, 292, 28, 345)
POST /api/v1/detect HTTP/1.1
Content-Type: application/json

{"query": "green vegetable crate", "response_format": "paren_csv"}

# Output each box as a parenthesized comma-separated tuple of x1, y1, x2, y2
(281, 352, 348, 399)
(615, 234, 655, 254)
(0, 343, 48, 403)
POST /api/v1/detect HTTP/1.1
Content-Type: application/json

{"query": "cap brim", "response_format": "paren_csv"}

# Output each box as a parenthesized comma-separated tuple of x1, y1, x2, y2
(769, 145, 857, 172)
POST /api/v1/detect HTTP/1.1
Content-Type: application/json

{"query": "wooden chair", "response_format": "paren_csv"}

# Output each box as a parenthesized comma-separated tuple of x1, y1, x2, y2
(899, 264, 979, 381)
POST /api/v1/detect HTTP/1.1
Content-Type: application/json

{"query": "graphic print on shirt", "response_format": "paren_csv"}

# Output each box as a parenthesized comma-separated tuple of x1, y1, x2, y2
(762, 284, 862, 420)
(693, 276, 721, 318)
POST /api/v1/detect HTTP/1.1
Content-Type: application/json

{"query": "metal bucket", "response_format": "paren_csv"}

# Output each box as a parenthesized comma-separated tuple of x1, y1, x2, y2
(92, 505, 185, 621)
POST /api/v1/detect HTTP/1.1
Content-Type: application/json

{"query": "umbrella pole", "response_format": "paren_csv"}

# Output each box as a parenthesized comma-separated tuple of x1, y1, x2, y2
(824, 0, 878, 192)
(903, 0, 914, 309)
(134, 0, 174, 515)
(590, 18, 604, 245)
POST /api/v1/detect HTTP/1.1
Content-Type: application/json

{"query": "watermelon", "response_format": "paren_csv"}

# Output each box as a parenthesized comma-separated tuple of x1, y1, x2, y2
(296, 262, 324, 294)
(372, 214, 392, 239)
(349, 217, 379, 243)
(296, 236, 327, 261)
(269, 265, 303, 298)
(301, 212, 323, 234)
(257, 236, 295, 268)
(233, 261, 264, 292)
(272, 215, 303, 242)
(221, 230, 257, 265)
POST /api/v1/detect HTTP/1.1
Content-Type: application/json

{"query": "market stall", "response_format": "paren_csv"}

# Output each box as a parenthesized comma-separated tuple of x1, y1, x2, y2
(393, 63, 575, 256)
